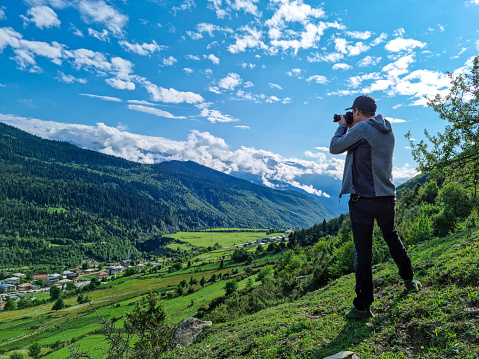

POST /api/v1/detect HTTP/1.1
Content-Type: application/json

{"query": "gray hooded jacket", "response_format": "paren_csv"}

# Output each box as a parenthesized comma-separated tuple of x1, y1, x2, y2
(329, 114, 396, 198)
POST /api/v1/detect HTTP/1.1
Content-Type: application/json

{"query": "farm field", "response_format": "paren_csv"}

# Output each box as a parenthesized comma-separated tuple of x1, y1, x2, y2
(166, 230, 285, 248)
(0, 230, 280, 358)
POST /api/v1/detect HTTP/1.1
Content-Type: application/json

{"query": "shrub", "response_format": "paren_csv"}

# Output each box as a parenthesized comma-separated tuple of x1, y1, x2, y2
(224, 279, 238, 296)
(9, 352, 23, 359)
(432, 208, 457, 237)
(257, 265, 274, 283)
(418, 180, 439, 203)
(439, 181, 472, 219)
(328, 240, 355, 278)
(28, 343, 41, 359)
(407, 213, 434, 245)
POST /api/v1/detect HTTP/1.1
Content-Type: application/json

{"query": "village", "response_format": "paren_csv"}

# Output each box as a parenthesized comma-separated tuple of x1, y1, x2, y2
(0, 258, 170, 310)
(0, 234, 290, 310)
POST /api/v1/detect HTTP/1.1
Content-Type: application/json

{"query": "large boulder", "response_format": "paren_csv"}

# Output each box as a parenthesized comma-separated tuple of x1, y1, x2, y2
(322, 352, 360, 359)
(169, 317, 212, 348)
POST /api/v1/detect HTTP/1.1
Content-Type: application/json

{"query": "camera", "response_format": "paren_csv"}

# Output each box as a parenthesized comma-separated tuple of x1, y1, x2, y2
(333, 111, 353, 126)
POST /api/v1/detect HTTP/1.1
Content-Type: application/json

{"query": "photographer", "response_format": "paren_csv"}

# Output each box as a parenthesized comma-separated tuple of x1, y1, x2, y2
(329, 95, 421, 319)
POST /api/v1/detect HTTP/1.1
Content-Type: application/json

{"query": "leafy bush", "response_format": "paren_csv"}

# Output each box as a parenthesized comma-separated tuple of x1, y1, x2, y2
(328, 240, 355, 278)
(418, 180, 439, 204)
(407, 213, 434, 245)
(438, 181, 472, 219)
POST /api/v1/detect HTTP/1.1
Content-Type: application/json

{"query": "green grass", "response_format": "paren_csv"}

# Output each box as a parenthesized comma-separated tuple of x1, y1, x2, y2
(4, 228, 477, 358)
(160, 229, 479, 359)
(167, 231, 284, 248)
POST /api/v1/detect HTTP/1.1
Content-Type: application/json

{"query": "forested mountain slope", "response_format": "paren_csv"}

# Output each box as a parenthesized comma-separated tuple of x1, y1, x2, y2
(0, 123, 334, 269)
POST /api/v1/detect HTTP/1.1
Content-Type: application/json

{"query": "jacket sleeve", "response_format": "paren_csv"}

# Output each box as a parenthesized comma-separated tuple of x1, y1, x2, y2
(329, 122, 366, 154)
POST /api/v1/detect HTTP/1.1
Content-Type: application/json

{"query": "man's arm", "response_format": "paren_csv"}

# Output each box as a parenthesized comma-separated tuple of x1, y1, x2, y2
(329, 122, 365, 154)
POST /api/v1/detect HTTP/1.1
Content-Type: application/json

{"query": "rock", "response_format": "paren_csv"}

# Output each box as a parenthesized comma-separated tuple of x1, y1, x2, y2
(322, 351, 360, 359)
(169, 317, 212, 348)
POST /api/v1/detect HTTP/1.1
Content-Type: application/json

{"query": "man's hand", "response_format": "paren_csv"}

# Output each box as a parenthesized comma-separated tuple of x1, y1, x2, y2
(338, 114, 347, 126)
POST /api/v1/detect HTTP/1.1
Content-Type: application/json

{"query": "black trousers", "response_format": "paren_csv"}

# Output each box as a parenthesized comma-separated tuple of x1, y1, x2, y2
(349, 195, 414, 310)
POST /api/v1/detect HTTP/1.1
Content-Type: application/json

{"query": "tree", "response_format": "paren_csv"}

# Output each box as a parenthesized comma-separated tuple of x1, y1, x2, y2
(199, 276, 206, 287)
(9, 351, 23, 359)
(52, 297, 65, 311)
(28, 343, 42, 359)
(407, 56, 479, 196)
(50, 285, 61, 301)
(82, 262, 90, 270)
(224, 279, 238, 296)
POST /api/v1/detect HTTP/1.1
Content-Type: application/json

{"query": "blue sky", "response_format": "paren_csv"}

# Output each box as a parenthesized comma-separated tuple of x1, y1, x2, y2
(1, 0, 478, 201)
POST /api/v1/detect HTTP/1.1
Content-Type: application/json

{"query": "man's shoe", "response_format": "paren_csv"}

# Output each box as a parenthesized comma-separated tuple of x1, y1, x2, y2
(404, 279, 422, 292)
(344, 306, 374, 319)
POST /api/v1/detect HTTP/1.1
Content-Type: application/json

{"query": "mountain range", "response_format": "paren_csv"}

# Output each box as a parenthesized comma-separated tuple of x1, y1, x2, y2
(0, 122, 336, 269)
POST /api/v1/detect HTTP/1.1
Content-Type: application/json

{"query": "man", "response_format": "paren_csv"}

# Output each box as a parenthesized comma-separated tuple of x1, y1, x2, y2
(329, 95, 421, 319)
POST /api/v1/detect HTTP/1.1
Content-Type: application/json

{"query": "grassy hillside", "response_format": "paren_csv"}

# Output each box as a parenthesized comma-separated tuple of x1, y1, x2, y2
(1, 225, 477, 358)
(162, 228, 479, 359)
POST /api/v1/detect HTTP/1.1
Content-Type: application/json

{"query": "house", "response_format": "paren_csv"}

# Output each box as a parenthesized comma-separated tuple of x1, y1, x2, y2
(12, 273, 26, 279)
(32, 274, 48, 284)
(17, 283, 33, 292)
(106, 266, 123, 275)
(136, 263, 144, 270)
(150, 262, 162, 267)
(0, 284, 16, 294)
(66, 272, 79, 281)
(120, 260, 132, 268)
(46, 275, 61, 286)
(3, 277, 20, 285)
(95, 271, 109, 279)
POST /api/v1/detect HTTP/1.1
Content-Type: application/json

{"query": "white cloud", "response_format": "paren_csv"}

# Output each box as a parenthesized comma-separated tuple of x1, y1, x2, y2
(385, 117, 406, 123)
(476, 40, 479, 50)
(80, 93, 122, 102)
(0, 27, 64, 72)
(22, 6, 60, 29)
(358, 56, 381, 67)
(105, 77, 135, 90)
(307, 52, 344, 63)
(306, 75, 327, 83)
(314, 146, 329, 152)
(76, 0, 128, 36)
(88, 28, 109, 41)
(0, 8, 5, 20)
(185, 54, 201, 61)
(205, 54, 220, 64)
(371, 33, 387, 46)
(345, 31, 371, 40)
(393, 163, 419, 180)
(119, 40, 163, 56)
(196, 23, 221, 36)
(0, 114, 422, 196)
(228, 25, 266, 54)
(55, 71, 87, 83)
(127, 104, 186, 119)
(235, 125, 250, 129)
(332, 63, 352, 71)
(394, 28, 406, 37)
(287, 68, 302, 78)
(183, 67, 194, 74)
(140, 80, 204, 104)
(196, 103, 239, 123)
(218, 73, 242, 90)
(385, 38, 427, 53)
(161, 56, 178, 66)
(269, 83, 282, 90)
(171, 0, 196, 14)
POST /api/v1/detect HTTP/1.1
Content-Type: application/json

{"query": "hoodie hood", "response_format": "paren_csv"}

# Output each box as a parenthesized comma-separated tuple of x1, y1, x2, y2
(368, 114, 392, 134)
